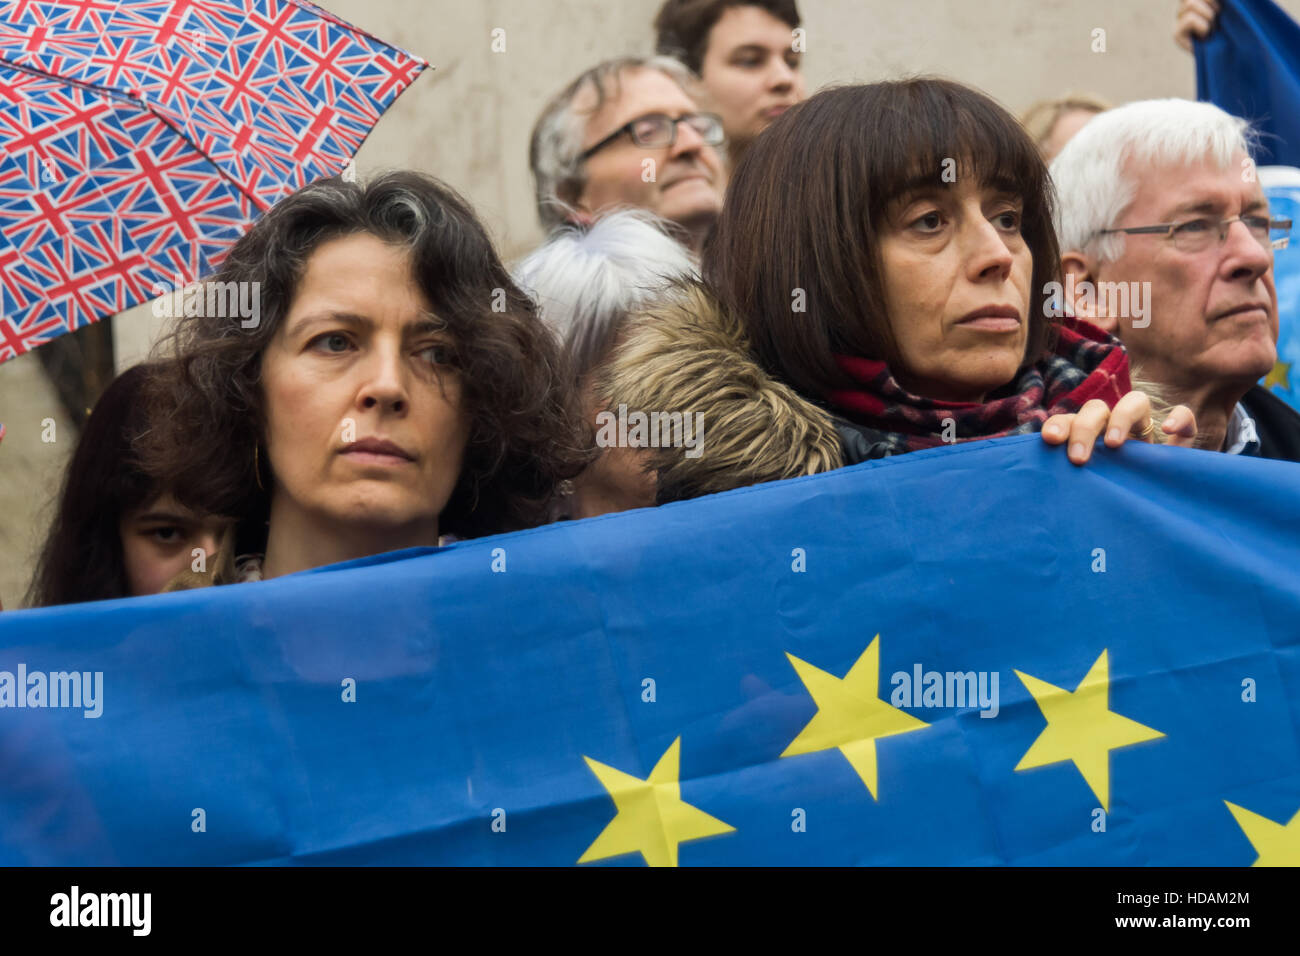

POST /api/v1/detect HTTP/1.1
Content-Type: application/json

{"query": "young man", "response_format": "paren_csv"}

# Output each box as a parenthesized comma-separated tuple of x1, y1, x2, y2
(654, 0, 806, 163)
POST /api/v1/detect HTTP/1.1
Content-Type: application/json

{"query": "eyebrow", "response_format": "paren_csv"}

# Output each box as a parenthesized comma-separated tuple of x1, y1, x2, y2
(983, 178, 1022, 199)
(406, 317, 451, 339)
(286, 311, 449, 340)
(1164, 196, 1269, 219)
(619, 110, 689, 127)
(132, 511, 194, 525)
(285, 310, 370, 338)
(894, 176, 948, 201)
(893, 175, 1022, 204)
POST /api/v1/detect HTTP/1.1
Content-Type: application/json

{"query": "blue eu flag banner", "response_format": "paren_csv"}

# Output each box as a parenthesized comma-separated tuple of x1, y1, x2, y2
(1, 437, 1299, 866)
(1195, 0, 1300, 167)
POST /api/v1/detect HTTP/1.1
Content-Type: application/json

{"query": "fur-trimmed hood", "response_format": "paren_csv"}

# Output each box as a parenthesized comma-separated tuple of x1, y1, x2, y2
(594, 282, 845, 502)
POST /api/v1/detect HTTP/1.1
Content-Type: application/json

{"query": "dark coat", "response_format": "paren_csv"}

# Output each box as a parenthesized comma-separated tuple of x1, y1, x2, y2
(1240, 385, 1300, 463)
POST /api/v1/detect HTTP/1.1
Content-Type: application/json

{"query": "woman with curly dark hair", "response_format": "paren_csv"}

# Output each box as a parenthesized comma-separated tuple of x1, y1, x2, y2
(140, 171, 589, 581)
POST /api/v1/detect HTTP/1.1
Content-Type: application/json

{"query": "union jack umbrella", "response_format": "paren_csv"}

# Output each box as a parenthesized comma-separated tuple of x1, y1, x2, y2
(0, 0, 427, 363)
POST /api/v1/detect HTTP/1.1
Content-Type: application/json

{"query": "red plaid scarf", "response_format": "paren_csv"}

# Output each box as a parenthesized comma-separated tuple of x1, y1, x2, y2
(827, 317, 1132, 456)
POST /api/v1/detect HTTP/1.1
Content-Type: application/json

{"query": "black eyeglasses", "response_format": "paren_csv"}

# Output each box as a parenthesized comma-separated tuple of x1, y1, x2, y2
(1096, 215, 1292, 254)
(579, 112, 725, 161)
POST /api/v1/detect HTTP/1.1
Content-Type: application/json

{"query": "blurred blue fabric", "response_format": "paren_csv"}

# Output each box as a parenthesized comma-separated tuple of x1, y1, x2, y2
(1196, 0, 1300, 167)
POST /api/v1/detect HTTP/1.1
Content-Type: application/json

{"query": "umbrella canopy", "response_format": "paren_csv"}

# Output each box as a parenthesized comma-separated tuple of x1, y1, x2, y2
(0, 0, 426, 363)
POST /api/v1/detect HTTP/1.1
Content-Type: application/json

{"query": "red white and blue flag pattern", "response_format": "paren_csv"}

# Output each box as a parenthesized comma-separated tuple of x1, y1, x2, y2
(0, 0, 426, 362)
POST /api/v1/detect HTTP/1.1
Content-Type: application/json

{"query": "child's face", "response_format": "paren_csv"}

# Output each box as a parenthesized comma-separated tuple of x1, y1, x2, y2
(119, 493, 231, 596)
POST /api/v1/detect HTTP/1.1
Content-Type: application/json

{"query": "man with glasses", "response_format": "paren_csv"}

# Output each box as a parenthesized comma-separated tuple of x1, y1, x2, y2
(1052, 98, 1300, 461)
(529, 56, 727, 253)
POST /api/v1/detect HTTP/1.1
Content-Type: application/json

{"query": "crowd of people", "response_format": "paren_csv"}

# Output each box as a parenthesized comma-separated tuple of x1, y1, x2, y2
(23, 0, 1300, 608)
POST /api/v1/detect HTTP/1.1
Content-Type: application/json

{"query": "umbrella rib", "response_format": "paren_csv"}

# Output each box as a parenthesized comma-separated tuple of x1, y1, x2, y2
(0, 54, 142, 107)
(140, 105, 272, 215)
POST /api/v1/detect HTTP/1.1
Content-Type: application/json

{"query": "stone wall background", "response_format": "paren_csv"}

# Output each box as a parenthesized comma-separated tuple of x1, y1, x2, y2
(4, 0, 1297, 607)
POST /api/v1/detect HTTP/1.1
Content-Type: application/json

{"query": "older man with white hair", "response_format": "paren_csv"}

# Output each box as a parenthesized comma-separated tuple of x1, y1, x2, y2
(1052, 98, 1300, 461)
(529, 56, 727, 253)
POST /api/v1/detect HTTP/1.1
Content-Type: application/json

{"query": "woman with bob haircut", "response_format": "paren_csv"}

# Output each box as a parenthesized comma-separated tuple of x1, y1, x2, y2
(141, 171, 589, 581)
(28, 363, 235, 606)
(597, 78, 1195, 500)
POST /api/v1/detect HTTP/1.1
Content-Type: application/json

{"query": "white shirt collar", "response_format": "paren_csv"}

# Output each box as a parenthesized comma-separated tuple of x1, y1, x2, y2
(1224, 402, 1260, 455)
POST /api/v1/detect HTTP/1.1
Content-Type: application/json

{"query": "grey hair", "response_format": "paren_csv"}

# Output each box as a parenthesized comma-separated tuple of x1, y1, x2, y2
(529, 55, 704, 231)
(1051, 98, 1258, 263)
(513, 208, 699, 380)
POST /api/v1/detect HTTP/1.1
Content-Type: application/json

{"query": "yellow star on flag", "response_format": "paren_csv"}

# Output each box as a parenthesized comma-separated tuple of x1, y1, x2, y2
(1014, 649, 1164, 812)
(780, 635, 929, 799)
(1224, 801, 1300, 866)
(1263, 360, 1291, 393)
(578, 737, 734, 867)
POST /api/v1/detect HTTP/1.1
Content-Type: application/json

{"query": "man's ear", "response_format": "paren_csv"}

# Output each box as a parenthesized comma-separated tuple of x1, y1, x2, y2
(1060, 250, 1119, 334)
(556, 179, 590, 220)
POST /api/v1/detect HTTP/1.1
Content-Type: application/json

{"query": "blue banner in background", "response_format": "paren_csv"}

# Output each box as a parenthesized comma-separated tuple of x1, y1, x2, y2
(1196, 0, 1300, 167)
(1, 436, 1298, 866)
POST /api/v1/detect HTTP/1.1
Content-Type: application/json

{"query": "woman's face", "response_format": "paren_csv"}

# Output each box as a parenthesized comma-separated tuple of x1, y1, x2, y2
(877, 176, 1035, 403)
(571, 376, 656, 519)
(119, 494, 229, 596)
(699, 5, 805, 147)
(1041, 107, 1098, 162)
(259, 233, 470, 541)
